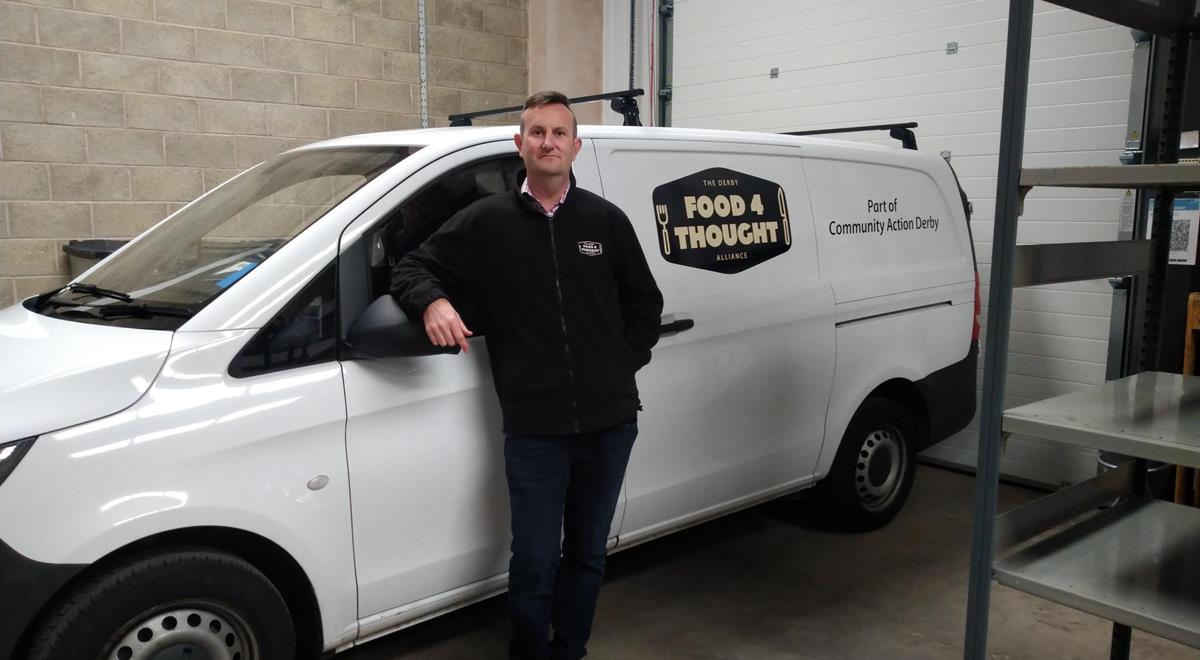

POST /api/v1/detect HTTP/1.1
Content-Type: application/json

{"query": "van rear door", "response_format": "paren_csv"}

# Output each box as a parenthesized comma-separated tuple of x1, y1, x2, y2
(592, 138, 836, 540)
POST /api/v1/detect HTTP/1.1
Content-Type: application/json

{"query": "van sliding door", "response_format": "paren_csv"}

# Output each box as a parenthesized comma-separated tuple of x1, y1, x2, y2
(593, 139, 836, 542)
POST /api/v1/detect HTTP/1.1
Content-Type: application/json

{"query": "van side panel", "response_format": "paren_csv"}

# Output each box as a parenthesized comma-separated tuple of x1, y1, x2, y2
(803, 152, 973, 305)
(820, 303, 974, 479)
(593, 139, 836, 538)
(802, 149, 975, 479)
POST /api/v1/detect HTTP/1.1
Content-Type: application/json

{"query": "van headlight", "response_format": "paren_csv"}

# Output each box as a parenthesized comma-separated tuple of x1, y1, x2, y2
(0, 437, 35, 487)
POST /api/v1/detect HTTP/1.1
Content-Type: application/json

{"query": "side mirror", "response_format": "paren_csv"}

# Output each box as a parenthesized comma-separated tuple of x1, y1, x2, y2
(346, 295, 460, 358)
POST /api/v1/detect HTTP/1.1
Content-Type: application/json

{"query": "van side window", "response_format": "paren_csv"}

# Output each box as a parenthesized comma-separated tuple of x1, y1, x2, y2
(229, 265, 337, 378)
(364, 155, 524, 299)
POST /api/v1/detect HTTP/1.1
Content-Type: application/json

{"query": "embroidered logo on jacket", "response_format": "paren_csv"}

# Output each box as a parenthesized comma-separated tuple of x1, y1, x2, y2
(577, 241, 603, 256)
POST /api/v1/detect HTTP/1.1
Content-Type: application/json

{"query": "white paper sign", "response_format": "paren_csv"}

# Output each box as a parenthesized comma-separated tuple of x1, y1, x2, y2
(1169, 198, 1199, 266)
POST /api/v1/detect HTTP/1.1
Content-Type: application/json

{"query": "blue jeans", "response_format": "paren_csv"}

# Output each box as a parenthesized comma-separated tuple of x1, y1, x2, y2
(504, 419, 638, 660)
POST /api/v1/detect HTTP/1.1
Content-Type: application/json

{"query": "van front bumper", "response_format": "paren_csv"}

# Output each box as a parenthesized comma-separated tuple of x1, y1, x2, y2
(0, 537, 87, 658)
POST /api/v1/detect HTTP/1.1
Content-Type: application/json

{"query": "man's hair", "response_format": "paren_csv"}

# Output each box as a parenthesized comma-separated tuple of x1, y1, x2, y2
(520, 90, 577, 136)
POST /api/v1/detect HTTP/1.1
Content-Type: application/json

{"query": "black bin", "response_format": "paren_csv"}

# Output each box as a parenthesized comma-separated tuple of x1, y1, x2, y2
(1097, 451, 1174, 501)
(62, 239, 128, 278)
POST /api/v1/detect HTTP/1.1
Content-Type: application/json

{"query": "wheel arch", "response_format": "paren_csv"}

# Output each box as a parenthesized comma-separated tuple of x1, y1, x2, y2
(864, 378, 930, 450)
(16, 526, 323, 659)
(813, 388, 925, 531)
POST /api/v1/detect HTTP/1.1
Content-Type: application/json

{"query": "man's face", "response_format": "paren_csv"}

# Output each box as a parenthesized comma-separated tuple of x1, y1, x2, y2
(514, 103, 582, 179)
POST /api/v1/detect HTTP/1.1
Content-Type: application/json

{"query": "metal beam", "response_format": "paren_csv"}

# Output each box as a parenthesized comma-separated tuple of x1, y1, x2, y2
(1045, 0, 1199, 37)
(964, 1, 1034, 658)
(1109, 35, 1153, 381)
(1141, 34, 1190, 371)
(1020, 163, 1200, 189)
(1013, 240, 1155, 287)
(656, 0, 673, 126)
(993, 460, 1137, 554)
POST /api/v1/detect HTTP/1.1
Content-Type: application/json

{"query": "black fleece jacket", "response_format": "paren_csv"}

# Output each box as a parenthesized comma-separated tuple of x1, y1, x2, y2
(390, 173, 664, 435)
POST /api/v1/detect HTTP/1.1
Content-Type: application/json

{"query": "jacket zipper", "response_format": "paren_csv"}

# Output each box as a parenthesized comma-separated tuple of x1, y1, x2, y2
(547, 216, 581, 433)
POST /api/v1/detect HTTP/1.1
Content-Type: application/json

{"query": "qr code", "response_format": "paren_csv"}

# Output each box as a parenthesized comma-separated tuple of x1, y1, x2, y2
(1171, 216, 1191, 251)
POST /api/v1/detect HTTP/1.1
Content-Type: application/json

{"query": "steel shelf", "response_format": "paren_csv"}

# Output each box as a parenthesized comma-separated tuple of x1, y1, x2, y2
(1002, 371, 1200, 467)
(995, 497, 1200, 650)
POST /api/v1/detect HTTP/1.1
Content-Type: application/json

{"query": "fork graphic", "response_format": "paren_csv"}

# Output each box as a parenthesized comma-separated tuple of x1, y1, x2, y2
(655, 203, 671, 255)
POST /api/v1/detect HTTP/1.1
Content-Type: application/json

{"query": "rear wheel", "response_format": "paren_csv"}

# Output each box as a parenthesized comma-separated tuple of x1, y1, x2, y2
(815, 397, 918, 531)
(27, 548, 295, 660)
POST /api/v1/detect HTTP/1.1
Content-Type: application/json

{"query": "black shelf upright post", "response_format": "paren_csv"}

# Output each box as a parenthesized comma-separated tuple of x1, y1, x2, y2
(1140, 33, 1191, 371)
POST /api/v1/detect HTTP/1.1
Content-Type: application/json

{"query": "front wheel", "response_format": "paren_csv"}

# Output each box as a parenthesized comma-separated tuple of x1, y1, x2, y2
(27, 548, 296, 660)
(814, 397, 918, 532)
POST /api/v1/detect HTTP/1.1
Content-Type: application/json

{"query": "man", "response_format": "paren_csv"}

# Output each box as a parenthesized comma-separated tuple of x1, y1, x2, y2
(390, 91, 664, 660)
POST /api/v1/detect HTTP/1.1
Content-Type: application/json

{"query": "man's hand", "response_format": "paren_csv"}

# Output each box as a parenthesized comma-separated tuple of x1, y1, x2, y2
(423, 298, 473, 353)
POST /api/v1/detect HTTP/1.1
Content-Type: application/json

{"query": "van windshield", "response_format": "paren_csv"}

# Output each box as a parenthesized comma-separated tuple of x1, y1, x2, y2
(34, 146, 415, 329)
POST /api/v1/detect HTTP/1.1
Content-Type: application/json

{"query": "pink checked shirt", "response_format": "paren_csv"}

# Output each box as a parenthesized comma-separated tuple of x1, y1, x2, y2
(521, 178, 570, 218)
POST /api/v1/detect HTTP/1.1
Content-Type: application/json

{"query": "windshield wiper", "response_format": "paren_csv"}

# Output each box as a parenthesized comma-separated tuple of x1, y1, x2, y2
(96, 303, 194, 319)
(35, 286, 193, 321)
(65, 282, 133, 302)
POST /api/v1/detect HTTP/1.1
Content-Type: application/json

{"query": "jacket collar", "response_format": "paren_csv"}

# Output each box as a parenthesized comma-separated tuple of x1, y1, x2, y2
(514, 169, 577, 215)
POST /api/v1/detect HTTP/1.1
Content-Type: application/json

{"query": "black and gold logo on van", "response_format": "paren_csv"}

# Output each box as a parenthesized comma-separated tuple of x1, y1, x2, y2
(651, 167, 791, 274)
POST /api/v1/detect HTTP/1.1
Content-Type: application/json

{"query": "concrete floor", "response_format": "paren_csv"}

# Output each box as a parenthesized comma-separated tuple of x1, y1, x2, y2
(340, 465, 1199, 659)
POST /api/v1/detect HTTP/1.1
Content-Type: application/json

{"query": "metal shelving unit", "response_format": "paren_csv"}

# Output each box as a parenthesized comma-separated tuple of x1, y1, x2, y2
(992, 372, 1200, 651)
(963, 2, 1200, 659)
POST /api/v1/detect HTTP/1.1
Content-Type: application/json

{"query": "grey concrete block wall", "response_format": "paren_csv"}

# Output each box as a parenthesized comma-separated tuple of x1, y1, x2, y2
(0, 0, 528, 305)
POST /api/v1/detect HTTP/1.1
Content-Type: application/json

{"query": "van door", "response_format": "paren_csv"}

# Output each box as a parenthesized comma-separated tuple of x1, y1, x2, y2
(592, 139, 836, 539)
(339, 140, 613, 622)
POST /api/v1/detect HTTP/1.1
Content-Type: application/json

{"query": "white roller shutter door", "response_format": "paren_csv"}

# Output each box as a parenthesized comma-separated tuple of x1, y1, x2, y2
(663, 0, 1135, 486)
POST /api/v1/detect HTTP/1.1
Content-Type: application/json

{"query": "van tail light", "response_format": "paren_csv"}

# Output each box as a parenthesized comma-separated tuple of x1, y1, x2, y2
(972, 271, 981, 342)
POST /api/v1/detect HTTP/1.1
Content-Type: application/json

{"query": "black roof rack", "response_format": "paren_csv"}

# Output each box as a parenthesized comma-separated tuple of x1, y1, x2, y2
(784, 122, 919, 150)
(449, 89, 644, 127)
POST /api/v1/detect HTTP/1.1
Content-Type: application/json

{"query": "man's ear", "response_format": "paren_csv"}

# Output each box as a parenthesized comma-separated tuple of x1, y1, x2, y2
(514, 133, 523, 151)
(572, 137, 582, 156)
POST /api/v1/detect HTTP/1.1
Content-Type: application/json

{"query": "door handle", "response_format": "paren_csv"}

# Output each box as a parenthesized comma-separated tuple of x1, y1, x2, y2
(659, 315, 694, 336)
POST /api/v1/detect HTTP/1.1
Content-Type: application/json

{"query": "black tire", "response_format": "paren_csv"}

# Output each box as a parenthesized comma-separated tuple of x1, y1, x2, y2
(814, 397, 918, 532)
(26, 548, 296, 660)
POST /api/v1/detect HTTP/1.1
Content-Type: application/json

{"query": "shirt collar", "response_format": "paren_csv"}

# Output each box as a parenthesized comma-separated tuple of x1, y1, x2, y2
(521, 177, 570, 217)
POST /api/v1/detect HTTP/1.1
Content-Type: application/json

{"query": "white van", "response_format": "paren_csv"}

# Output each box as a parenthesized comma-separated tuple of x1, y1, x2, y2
(0, 124, 977, 659)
